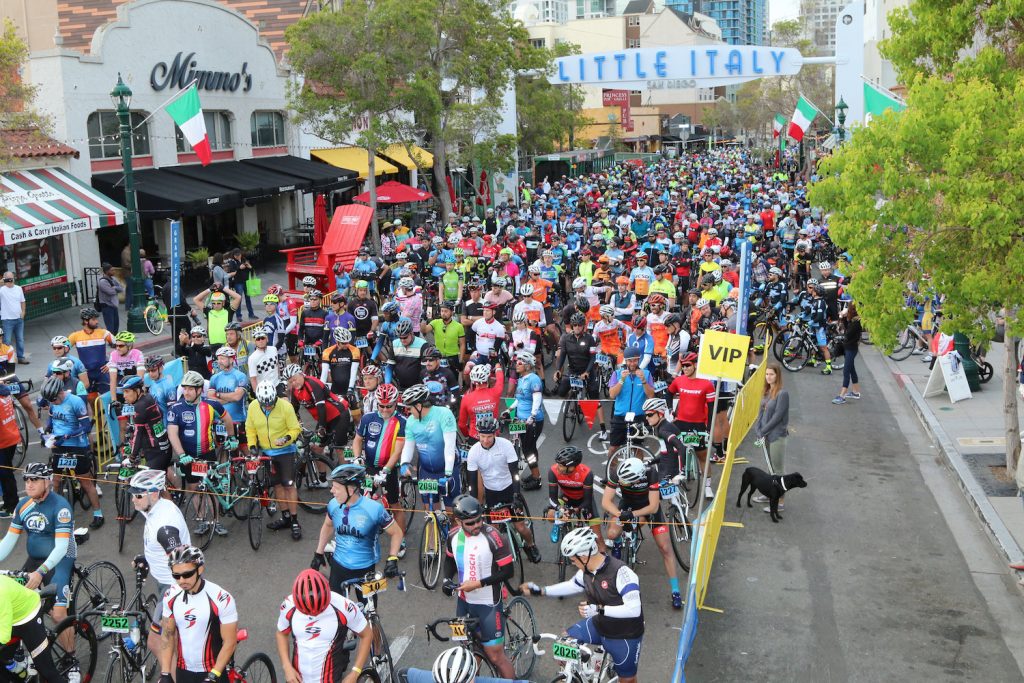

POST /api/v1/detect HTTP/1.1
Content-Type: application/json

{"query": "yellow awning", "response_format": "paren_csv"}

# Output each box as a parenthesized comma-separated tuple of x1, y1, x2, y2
(310, 147, 399, 180)
(381, 143, 434, 171)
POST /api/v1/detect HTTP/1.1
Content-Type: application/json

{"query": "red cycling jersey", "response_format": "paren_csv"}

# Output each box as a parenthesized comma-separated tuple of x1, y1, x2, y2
(291, 377, 346, 426)
(668, 374, 716, 424)
(457, 367, 505, 438)
(547, 463, 594, 508)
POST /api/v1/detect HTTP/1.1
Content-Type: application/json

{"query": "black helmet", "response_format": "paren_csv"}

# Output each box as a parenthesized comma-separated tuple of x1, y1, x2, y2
(23, 462, 53, 479)
(569, 313, 586, 327)
(664, 313, 682, 327)
(80, 307, 99, 320)
(574, 295, 589, 313)
(554, 446, 583, 468)
(701, 274, 716, 286)
(476, 415, 499, 435)
(145, 355, 165, 370)
(654, 264, 670, 275)
(329, 463, 366, 486)
(41, 375, 65, 402)
(452, 494, 482, 521)
(440, 300, 457, 311)
(421, 344, 442, 360)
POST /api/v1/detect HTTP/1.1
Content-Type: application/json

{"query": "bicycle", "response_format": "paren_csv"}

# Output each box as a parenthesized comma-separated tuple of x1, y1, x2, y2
(179, 451, 269, 551)
(611, 515, 645, 572)
(1, 376, 30, 468)
(340, 570, 405, 683)
(298, 341, 322, 378)
(425, 596, 538, 681)
(659, 474, 692, 572)
(143, 285, 168, 336)
(484, 498, 533, 591)
(294, 429, 336, 513)
(887, 317, 940, 361)
(560, 375, 587, 442)
(593, 353, 613, 399)
(68, 554, 128, 645)
(412, 475, 451, 590)
(535, 632, 617, 682)
(0, 571, 98, 683)
(604, 421, 658, 482)
(550, 505, 591, 582)
(231, 450, 273, 550)
(104, 460, 141, 553)
(51, 449, 94, 513)
(780, 319, 845, 372)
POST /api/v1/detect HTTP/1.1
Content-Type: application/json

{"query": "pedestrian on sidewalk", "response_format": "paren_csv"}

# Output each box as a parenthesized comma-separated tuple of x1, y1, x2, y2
(97, 262, 124, 333)
(753, 363, 790, 511)
(227, 249, 257, 322)
(833, 301, 863, 404)
(140, 249, 156, 298)
(0, 271, 27, 364)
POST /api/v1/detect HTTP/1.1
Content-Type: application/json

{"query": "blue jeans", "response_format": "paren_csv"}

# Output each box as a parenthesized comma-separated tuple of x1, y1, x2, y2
(842, 348, 859, 388)
(143, 278, 155, 298)
(101, 303, 119, 333)
(1, 318, 24, 359)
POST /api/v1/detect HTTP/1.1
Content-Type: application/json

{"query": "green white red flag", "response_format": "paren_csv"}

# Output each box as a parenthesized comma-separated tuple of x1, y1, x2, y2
(787, 96, 818, 142)
(772, 113, 786, 139)
(165, 85, 211, 165)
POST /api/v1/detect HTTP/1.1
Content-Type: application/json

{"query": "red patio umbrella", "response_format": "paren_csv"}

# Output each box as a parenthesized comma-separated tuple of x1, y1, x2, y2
(353, 180, 433, 204)
(313, 194, 329, 245)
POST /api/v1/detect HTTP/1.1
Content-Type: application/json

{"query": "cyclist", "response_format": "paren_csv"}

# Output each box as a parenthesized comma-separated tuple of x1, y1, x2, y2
(298, 289, 330, 351)
(441, 495, 517, 679)
(325, 292, 356, 337)
(167, 371, 237, 537)
(397, 645, 531, 683)
(544, 446, 605, 552)
(120, 375, 172, 479)
(321, 327, 361, 399)
(643, 398, 686, 483)
(457, 363, 505, 441)
(246, 380, 303, 540)
(425, 301, 466, 374)
(261, 293, 290, 351)
(358, 364, 384, 416)
(247, 326, 280, 392)
(192, 286, 242, 352)
(464, 302, 506, 380)
(40, 375, 102, 528)
(0, 572, 68, 683)
(606, 346, 655, 461)
(593, 304, 629, 364)
(808, 283, 833, 375)
(311, 464, 403, 598)
(388, 319, 426, 390)
(521, 527, 644, 683)
(0, 328, 45, 439)
(399, 384, 460, 510)
(69, 307, 115, 397)
(466, 415, 540, 563)
(507, 351, 544, 491)
(421, 345, 459, 407)
(48, 335, 89, 391)
(348, 281, 380, 344)
(553, 312, 605, 440)
(276, 569, 372, 683)
(284, 363, 353, 455)
(351, 383, 407, 547)
(158, 546, 238, 683)
(222, 322, 250, 365)
(144, 356, 177, 415)
(0, 383, 20, 517)
(508, 311, 542, 390)
(176, 326, 213, 379)
(209, 347, 250, 453)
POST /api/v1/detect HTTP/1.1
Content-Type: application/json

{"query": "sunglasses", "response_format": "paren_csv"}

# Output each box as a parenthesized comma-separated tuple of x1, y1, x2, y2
(130, 492, 150, 499)
(681, 363, 695, 369)
(191, 334, 204, 338)
(52, 346, 66, 351)
(644, 411, 659, 417)
(115, 344, 127, 349)
(171, 568, 199, 580)
(461, 517, 483, 527)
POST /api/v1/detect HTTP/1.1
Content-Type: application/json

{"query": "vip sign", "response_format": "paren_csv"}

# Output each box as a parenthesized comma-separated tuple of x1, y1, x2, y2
(696, 330, 750, 382)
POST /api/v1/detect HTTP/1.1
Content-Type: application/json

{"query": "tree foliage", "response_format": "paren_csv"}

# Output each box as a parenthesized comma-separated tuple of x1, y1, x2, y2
(0, 19, 53, 166)
(516, 43, 590, 158)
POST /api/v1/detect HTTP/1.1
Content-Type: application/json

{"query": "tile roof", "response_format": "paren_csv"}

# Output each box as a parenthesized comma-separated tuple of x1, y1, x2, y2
(0, 129, 80, 159)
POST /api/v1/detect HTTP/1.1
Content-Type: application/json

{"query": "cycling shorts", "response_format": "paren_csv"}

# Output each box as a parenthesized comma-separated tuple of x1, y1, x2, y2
(23, 555, 74, 608)
(143, 449, 173, 474)
(50, 446, 93, 476)
(556, 374, 600, 400)
(814, 327, 827, 347)
(608, 415, 643, 448)
(483, 484, 517, 510)
(285, 332, 300, 357)
(456, 599, 505, 646)
(566, 617, 643, 678)
(269, 453, 297, 488)
(327, 554, 376, 598)
(151, 582, 172, 634)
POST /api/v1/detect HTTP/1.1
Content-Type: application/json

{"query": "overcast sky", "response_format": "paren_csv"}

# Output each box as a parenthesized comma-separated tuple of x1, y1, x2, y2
(769, 0, 801, 25)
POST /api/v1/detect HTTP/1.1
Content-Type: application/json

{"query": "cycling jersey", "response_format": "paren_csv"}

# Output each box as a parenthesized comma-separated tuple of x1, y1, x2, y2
(277, 593, 367, 683)
(141, 497, 190, 586)
(404, 406, 457, 474)
(127, 393, 171, 464)
(108, 349, 144, 379)
(356, 412, 405, 470)
(547, 463, 595, 511)
(0, 575, 41, 644)
(245, 399, 301, 456)
(422, 367, 458, 404)
(248, 346, 280, 388)
(653, 419, 685, 480)
(209, 368, 249, 423)
(470, 318, 506, 356)
(321, 344, 360, 395)
(395, 291, 423, 330)
(326, 495, 394, 570)
(556, 332, 597, 375)
(513, 373, 544, 421)
(440, 270, 462, 301)
(608, 368, 653, 418)
(593, 319, 628, 358)
(446, 525, 513, 606)
(467, 437, 518, 492)
(163, 579, 238, 673)
(427, 319, 465, 358)
(510, 328, 540, 356)
(668, 374, 715, 424)
(607, 468, 659, 511)
(512, 299, 544, 328)
(347, 298, 378, 336)
(563, 556, 644, 639)
(4, 492, 76, 563)
(166, 399, 226, 457)
(145, 374, 178, 415)
(298, 306, 329, 345)
(262, 313, 289, 349)
(457, 367, 505, 438)
(48, 394, 90, 449)
(291, 377, 345, 429)
(390, 337, 426, 389)
(69, 328, 113, 377)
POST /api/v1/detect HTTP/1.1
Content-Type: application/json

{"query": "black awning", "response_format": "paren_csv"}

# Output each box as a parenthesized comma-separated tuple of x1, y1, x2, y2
(165, 160, 313, 202)
(242, 155, 357, 193)
(661, 135, 683, 142)
(92, 168, 244, 218)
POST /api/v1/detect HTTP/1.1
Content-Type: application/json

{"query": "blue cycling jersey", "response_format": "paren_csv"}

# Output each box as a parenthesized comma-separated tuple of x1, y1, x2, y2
(11, 492, 77, 561)
(166, 399, 225, 456)
(514, 373, 544, 421)
(209, 368, 249, 423)
(326, 495, 393, 570)
(49, 394, 89, 449)
(46, 356, 86, 379)
(404, 407, 457, 473)
(356, 412, 406, 470)
(144, 375, 178, 415)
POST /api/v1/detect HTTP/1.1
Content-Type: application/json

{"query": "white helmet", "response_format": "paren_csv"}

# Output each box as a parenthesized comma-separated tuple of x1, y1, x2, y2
(50, 335, 71, 349)
(432, 646, 477, 683)
(281, 364, 304, 380)
(129, 468, 166, 493)
(180, 370, 205, 387)
(398, 277, 415, 290)
(215, 346, 236, 358)
(696, 298, 710, 308)
(616, 457, 647, 485)
(514, 350, 536, 366)
(469, 364, 492, 384)
(528, 264, 541, 275)
(519, 283, 535, 297)
(642, 397, 668, 415)
(560, 526, 599, 558)
(302, 276, 317, 287)
(333, 327, 353, 344)
(255, 380, 277, 404)
(599, 304, 614, 318)
(707, 228, 718, 236)
(818, 261, 832, 270)
(572, 277, 587, 290)
(512, 311, 528, 325)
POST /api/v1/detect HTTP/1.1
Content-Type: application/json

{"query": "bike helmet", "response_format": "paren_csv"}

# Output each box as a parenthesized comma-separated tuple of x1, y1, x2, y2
(167, 545, 205, 568)
(469, 364, 492, 384)
(281, 364, 304, 380)
(120, 375, 145, 392)
(560, 526, 599, 558)
(643, 397, 668, 414)
(519, 283, 535, 297)
(394, 320, 413, 338)
(375, 383, 398, 406)
(452, 494, 482, 521)
(23, 462, 53, 480)
(329, 463, 366, 486)
(630, 314, 647, 330)
(528, 264, 541, 275)
(401, 384, 432, 406)
(696, 298, 710, 309)
(80, 307, 99, 320)
(807, 278, 819, 286)
(215, 346, 236, 359)
(664, 313, 682, 327)
(255, 380, 277, 405)
(40, 375, 65, 402)
(252, 327, 270, 340)
(491, 276, 508, 288)
(145, 355, 165, 370)
(623, 345, 642, 360)
(51, 358, 76, 375)
(432, 646, 478, 683)
(680, 351, 698, 366)
(768, 267, 783, 277)
(190, 326, 206, 336)
(440, 300, 457, 312)
(569, 313, 586, 327)
(453, 248, 465, 258)
(711, 270, 722, 282)
(292, 569, 331, 616)
(422, 345, 442, 361)
(570, 296, 587, 314)
(701, 274, 716, 286)
(819, 261, 833, 271)
(475, 415, 499, 435)
(114, 331, 136, 345)
(511, 311, 528, 325)
(542, 249, 554, 258)
(361, 364, 383, 378)
(381, 301, 401, 316)
(398, 277, 415, 290)
(572, 277, 587, 290)
(554, 446, 583, 468)
(514, 350, 536, 366)
(262, 294, 280, 305)
(307, 289, 323, 301)
(616, 457, 647, 485)
(599, 304, 614, 318)
(225, 322, 242, 332)
(648, 293, 666, 306)
(50, 335, 71, 349)
(302, 276, 317, 287)
(432, 236, 444, 245)
(267, 284, 284, 296)
(180, 371, 205, 387)
(129, 468, 166, 493)
(333, 327, 353, 344)
(209, 292, 227, 304)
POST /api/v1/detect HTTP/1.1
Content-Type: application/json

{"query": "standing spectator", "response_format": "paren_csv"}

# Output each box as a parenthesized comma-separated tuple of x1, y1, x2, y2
(0, 271, 27, 364)
(140, 249, 156, 298)
(833, 302, 863, 404)
(211, 252, 230, 290)
(230, 249, 257, 321)
(0, 383, 20, 516)
(753, 363, 790, 511)
(97, 262, 124, 333)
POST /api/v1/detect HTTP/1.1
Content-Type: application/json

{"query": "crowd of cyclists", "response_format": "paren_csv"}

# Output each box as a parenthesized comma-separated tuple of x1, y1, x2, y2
(0, 149, 856, 683)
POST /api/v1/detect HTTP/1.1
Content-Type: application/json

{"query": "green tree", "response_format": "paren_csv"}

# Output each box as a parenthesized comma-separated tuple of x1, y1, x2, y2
(810, 1, 1024, 471)
(516, 44, 590, 158)
(0, 19, 53, 167)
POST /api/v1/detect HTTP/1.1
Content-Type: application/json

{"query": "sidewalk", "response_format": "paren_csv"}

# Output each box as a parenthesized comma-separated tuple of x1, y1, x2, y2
(878, 342, 1024, 568)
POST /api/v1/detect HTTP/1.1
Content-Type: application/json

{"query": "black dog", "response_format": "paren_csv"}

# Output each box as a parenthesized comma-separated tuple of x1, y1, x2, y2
(736, 467, 807, 523)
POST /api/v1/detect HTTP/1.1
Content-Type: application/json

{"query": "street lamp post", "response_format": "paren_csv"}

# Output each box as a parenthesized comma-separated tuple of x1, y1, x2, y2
(835, 96, 848, 144)
(111, 74, 147, 333)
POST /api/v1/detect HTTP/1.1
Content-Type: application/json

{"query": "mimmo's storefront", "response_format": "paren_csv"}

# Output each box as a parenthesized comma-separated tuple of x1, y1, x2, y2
(28, 0, 356, 273)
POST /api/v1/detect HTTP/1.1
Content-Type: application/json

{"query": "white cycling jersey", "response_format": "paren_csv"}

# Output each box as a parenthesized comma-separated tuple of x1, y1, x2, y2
(471, 319, 506, 356)
(163, 578, 238, 673)
(142, 498, 190, 586)
(467, 436, 518, 492)
(277, 592, 368, 683)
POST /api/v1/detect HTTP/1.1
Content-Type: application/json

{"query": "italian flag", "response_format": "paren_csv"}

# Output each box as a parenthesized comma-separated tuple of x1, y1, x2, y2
(787, 96, 817, 142)
(772, 113, 786, 139)
(165, 85, 211, 165)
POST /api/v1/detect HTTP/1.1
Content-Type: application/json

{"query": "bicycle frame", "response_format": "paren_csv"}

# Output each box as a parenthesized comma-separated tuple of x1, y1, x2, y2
(534, 633, 613, 683)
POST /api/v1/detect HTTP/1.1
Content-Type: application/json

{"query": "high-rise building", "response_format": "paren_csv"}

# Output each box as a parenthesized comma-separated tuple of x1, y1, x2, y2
(663, 0, 766, 45)
(863, 0, 910, 90)
(576, 0, 617, 18)
(801, 0, 845, 52)
(512, 0, 572, 25)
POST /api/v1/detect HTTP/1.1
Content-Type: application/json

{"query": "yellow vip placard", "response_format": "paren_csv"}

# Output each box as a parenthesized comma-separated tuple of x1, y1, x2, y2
(696, 330, 750, 382)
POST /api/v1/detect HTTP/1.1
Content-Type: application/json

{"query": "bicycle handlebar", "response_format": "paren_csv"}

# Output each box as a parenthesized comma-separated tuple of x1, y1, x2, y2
(425, 615, 480, 643)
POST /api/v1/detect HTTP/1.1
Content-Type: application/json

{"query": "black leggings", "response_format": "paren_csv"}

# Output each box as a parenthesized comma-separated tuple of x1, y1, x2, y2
(0, 610, 66, 683)
(521, 419, 545, 468)
(0, 444, 17, 513)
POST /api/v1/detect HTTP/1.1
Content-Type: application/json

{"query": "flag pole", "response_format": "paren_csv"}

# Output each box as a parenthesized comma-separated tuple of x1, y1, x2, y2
(133, 79, 199, 129)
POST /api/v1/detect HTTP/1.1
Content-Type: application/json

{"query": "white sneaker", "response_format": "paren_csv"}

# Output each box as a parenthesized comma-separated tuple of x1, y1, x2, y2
(921, 354, 933, 363)
(598, 430, 608, 442)
(96, 484, 103, 498)
(67, 665, 81, 683)
(751, 493, 769, 503)
(704, 482, 714, 499)
(763, 504, 785, 513)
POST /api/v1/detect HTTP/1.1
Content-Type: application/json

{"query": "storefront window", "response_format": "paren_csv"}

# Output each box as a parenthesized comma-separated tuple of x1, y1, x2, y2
(250, 111, 285, 148)
(176, 111, 233, 153)
(2, 237, 68, 290)
(87, 111, 152, 159)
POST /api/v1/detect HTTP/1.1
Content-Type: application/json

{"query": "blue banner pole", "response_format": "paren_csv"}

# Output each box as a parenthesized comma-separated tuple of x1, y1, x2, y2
(736, 239, 752, 336)
(170, 219, 181, 307)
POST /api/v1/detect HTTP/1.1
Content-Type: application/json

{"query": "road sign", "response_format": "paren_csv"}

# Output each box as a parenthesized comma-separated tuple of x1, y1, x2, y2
(696, 329, 750, 382)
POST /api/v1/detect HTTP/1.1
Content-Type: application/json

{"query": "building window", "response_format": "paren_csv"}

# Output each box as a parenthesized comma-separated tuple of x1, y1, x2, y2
(628, 15, 640, 26)
(529, 38, 547, 49)
(87, 111, 151, 159)
(628, 38, 641, 48)
(250, 111, 285, 148)
(176, 111, 232, 153)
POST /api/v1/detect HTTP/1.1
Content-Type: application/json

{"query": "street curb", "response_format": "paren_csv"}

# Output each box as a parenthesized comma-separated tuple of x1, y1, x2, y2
(893, 371, 1024, 566)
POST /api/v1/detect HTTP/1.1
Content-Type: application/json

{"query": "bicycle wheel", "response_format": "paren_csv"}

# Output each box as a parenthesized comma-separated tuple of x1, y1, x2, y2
(682, 452, 702, 511)
(238, 652, 277, 683)
(368, 615, 395, 683)
(399, 479, 418, 535)
(666, 506, 691, 572)
(182, 491, 216, 551)
(503, 596, 538, 680)
(979, 361, 994, 383)
(828, 338, 845, 371)
(604, 445, 657, 482)
(296, 454, 334, 513)
(75, 477, 93, 512)
(888, 327, 915, 361)
(247, 497, 264, 551)
(52, 617, 97, 683)
(115, 482, 133, 553)
(11, 404, 27, 468)
(144, 305, 164, 335)
(561, 400, 578, 442)
(419, 512, 442, 589)
(355, 672, 381, 683)
(751, 321, 773, 353)
(781, 337, 809, 372)
(72, 560, 126, 638)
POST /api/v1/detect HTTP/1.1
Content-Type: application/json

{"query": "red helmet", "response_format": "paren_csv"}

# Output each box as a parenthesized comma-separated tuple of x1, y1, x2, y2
(267, 284, 283, 296)
(375, 383, 398, 406)
(647, 293, 666, 307)
(681, 352, 698, 365)
(631, 314, 647, 330)
(292, 569, 331, 616)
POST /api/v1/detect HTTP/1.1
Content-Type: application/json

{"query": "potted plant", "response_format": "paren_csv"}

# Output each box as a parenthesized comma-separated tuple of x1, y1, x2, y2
(236, 231, 260, 256)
